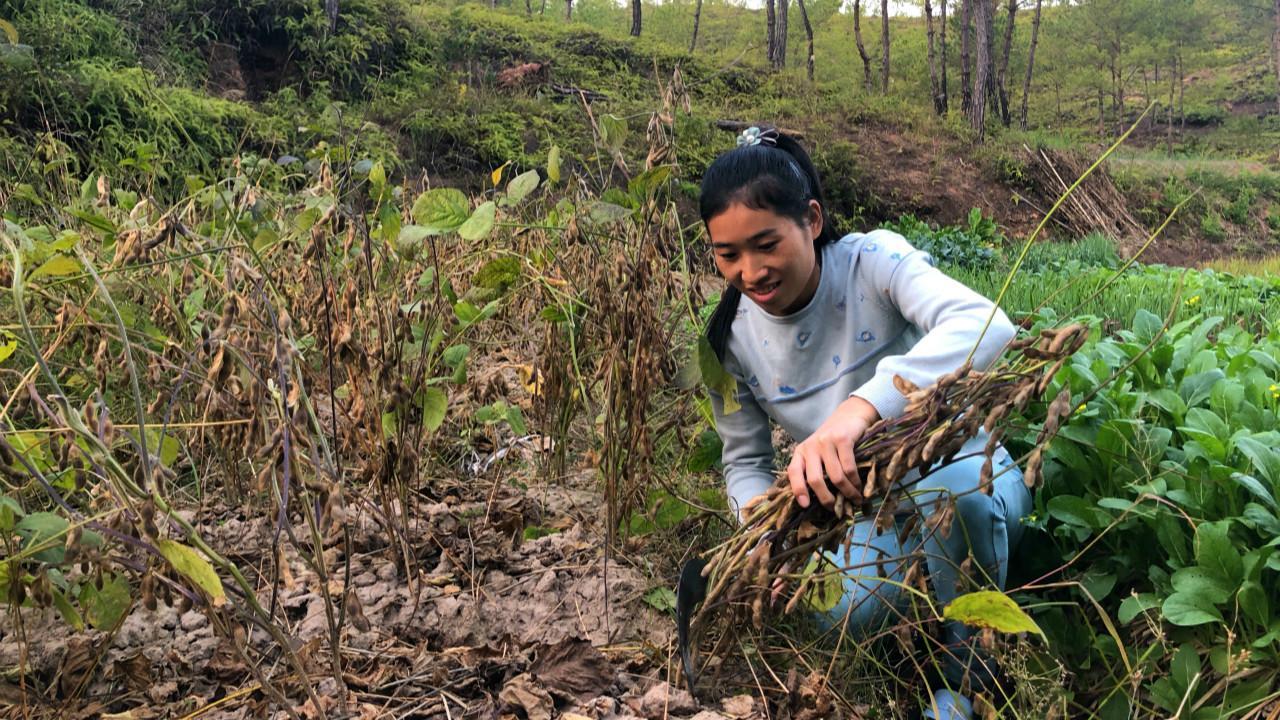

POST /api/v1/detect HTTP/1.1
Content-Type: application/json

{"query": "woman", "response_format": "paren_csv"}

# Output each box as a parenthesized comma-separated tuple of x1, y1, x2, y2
(701, 126, 1032, 719)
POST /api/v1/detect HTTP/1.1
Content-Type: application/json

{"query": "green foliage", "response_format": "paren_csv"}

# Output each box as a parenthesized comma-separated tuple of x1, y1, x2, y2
(1200, 210, 1227, 241)
(1014, 308, 1280, 712)
(883, 208, 1003, 270)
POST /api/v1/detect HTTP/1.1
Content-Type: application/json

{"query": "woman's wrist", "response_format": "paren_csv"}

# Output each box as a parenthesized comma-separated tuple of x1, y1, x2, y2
(841, 394, 881, 428)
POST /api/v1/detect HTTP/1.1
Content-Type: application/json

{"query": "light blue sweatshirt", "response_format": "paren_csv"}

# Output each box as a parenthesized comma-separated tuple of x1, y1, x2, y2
(711, 229, 1017, 518)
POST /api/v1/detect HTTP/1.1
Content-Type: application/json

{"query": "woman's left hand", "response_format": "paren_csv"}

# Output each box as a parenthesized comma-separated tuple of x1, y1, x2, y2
(786, 396, 880, 509)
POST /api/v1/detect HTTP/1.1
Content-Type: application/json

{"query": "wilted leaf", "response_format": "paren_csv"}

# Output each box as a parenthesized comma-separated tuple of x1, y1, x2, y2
(943, 590, 1044, 636)
(531, 638, 613, 699)
(584, 201, 633, 226)
(458, 201, 496, 241)
(506, 170, 540, 205)
(491, 161, 511, 187)
(0, 18, 19, 44)
(0, 329, 17, 364)
(547, 145, 562, 183)
(156, 539, 225, 607)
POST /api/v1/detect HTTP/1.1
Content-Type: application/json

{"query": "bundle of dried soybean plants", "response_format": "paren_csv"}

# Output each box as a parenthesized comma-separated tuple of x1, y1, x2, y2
(694, 323, 1090, 630)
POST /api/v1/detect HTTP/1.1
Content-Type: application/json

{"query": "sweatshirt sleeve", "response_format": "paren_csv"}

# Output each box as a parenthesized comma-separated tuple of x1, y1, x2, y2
(850, 230, 1017, 421)
(710, 354, 777, 523)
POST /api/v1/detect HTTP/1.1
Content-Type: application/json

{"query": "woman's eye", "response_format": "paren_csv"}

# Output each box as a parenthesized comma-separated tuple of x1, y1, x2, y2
(758, 242, 777, 252)
(718, 252, 738, 261)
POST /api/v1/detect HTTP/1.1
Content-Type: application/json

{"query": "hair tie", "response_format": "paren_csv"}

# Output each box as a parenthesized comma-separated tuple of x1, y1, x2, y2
(736, 126, 779, 148)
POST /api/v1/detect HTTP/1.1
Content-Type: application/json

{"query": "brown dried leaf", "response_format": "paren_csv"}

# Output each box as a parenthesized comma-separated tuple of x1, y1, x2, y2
(499, 673, 554, 720)
(530, 639, 613, 699)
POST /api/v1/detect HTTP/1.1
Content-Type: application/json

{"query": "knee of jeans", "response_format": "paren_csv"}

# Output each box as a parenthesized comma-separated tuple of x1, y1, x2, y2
(952, 491, 996, 534)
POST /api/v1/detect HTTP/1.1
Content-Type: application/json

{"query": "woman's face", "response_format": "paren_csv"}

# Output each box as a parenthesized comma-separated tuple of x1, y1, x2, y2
(706, 200, 823, 316)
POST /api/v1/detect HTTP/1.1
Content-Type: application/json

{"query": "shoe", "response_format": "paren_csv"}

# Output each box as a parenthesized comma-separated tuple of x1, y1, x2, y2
(923, 689, 973, 720)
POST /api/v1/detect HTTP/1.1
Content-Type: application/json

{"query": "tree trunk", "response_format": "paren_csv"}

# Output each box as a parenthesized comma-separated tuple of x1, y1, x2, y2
(776, 0, 790, 70)
(689, 0, 703, 52)
(1097, 87, 1105, 136)
(797, 0, 815, 81)
(1177, 49, 1186, 134)
(540, 0, 547, 16)
(767, 0, 777, 66)
(1018, 0, 1040, 130)
(525, 0, 532, 15)
(960, 0, 973, 114)
(630, 0, 641, 36)
(854, 0, 873, 91)
(1167, 59, 1175, 152)
(996, 0, 1016, 127)
(1273, 0, 1280, 115)
(880, 0, 890, 92)
(940, 0, 949, 113)
(565, 0, 572, 21)
(969, 0, 994, 138)
(925, 0, 944, 114)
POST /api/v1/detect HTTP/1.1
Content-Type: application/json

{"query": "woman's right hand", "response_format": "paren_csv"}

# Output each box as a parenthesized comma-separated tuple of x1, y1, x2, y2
(786, 395, 879, 509)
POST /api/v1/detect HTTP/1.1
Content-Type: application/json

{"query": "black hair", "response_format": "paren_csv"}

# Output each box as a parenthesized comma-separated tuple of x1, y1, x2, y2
(700, 127, 840, 362)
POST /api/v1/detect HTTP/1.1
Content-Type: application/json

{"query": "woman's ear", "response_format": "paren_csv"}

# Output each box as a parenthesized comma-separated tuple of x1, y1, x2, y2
(807, 199, 824, 239)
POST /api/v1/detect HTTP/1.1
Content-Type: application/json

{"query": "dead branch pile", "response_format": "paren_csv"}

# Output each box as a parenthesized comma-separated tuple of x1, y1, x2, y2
(1022, 146, 1146, 242)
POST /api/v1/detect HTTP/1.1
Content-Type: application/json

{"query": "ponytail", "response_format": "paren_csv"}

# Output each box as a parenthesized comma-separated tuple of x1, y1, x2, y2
(700, 126, 838, 362)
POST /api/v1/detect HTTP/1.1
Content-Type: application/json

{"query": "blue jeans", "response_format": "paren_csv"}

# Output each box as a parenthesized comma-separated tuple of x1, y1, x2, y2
(818, 454, 1032, 642)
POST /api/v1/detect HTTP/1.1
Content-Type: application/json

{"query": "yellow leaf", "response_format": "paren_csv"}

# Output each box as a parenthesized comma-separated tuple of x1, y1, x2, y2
(516, 364, 543, 397)
(490, 161, 510, 187)
(0, 19, 17, 45)
(156, 539, 226, 607)
(0, 329, 16, 365)
(30, 254, 81, 279)
(944, 590, 1044, 636)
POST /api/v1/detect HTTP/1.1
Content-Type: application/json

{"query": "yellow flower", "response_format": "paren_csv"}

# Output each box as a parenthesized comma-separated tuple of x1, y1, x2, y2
(1076, 403, 1087, 414)
(1185, 295, 1201, 306)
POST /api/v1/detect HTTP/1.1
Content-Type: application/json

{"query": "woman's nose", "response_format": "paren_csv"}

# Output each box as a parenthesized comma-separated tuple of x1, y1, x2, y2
(743, 256, 768, 284)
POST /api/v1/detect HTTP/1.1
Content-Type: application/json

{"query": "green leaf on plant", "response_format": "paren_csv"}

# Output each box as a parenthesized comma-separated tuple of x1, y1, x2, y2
(156, 539, 226, 607)
(644, 587, 677, 613)
(29, 254, 80, 280)
(943, 590, 1044, 636)
(1195, 520, 1243, 583)
(412, 188, 470, 232)
(1117, 593, 1160, 624)
(697, 336, 741, 415)
(421, 387, 447, 433)
(802, 556, 844, 613)
(80, 572, 131, 630)
(51, 587, 84, 631)
(1162, 590, 1223, 626)
(599, 114, 627, 151)
(16, 512, 69, 564)
(458, 201, 496, 241)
